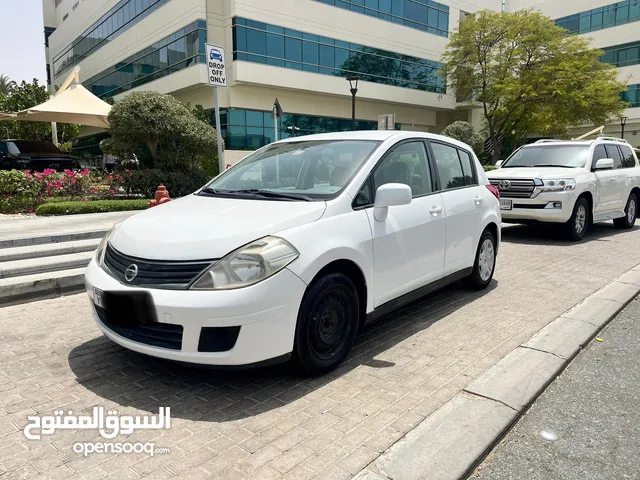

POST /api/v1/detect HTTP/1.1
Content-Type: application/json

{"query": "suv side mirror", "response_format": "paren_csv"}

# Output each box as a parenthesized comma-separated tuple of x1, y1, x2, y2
(495, 160, 504, 168)
(374, 183, 412, 222)
(594, 158, 614, 170)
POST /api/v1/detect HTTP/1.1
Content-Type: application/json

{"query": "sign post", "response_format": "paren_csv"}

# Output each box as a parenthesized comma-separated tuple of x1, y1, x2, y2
(206, 44, 227, 173)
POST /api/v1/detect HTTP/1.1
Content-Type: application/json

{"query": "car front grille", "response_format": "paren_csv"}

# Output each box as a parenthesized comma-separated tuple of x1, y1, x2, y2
(103, 244, 213, 288)
(95, 305, 183, 350)
(489, 179, 536, 198)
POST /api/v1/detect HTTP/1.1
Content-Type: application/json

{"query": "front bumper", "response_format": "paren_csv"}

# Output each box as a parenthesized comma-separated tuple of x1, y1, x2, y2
(500, 191, 578, 223)
(85, 259, 308, 366)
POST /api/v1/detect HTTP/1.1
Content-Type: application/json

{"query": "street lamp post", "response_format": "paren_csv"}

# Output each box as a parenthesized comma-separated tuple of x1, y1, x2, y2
(346, 76, 360, 131)
(621, 116, 628, 139)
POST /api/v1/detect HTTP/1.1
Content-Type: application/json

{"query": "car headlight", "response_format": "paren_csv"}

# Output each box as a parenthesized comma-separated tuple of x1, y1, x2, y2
(95, 223, 120, 267)
(190, 236, 299, 290)
(537, 178, 576, 191)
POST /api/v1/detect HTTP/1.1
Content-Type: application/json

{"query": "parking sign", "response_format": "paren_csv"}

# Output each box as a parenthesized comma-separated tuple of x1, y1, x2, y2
(206, 44, 227, 87)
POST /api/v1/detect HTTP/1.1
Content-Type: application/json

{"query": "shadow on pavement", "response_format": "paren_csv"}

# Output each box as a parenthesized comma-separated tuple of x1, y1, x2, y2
(501, 221, 639, 246)
(68, 279, 497, 423)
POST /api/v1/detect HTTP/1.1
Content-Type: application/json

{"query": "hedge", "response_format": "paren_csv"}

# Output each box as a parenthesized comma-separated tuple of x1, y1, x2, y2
(483, 165, 496, 172)
(36, 199, 150, 216)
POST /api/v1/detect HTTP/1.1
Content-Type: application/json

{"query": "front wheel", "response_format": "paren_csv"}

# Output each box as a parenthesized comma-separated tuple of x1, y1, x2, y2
(464, 229, 497, 290)
(564, 197, 589, 241)
(614, 193, 637, 230)
(292, 272, 360, 375)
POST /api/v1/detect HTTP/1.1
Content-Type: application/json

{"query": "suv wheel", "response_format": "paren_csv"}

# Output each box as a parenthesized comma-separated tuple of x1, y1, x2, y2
(292, 272, 360, 375)
(564, 197, 589, 241)
(463, 229, 496, 290)
(614, 193, 637, 230)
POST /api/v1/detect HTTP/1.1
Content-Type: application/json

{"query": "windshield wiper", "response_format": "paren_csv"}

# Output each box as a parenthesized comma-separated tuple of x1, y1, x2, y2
(531, 164, 575, 168)
(199, 187, 311, 201)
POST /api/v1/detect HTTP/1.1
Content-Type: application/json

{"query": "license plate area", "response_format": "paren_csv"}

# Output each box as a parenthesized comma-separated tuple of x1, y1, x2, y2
(500, 199, 512, 210)
(94, 289, 157, 328)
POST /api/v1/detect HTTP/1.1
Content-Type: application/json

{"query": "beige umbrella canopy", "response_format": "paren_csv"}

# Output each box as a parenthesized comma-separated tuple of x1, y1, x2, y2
(0, 67, 111, 128)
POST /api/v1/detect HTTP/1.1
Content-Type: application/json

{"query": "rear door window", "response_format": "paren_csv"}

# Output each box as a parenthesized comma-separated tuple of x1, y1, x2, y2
(456, 149, 478, 186)
(604, 144, 623, 169)
(619, 145, 637, 168)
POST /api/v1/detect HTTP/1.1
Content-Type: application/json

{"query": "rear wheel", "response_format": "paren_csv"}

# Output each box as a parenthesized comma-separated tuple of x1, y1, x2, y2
(564, 197, 589, 241)
(614, 193, 637, 230)
(464, 229, 496, 290)
(292, 272, 360, 375)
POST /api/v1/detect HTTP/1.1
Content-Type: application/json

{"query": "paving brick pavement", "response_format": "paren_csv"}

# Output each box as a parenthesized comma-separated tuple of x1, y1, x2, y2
(1, 222, 640, 479)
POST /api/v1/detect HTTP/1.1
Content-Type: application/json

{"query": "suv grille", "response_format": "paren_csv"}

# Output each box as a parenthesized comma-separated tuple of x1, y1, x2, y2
(104, 244, 213, 288)
(489, 179, 536, 198)
(95, 305, 183, 350)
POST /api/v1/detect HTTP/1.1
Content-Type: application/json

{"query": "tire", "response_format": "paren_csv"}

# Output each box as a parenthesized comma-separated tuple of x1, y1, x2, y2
(463, 229, 497, 290)
(614, 193, 637, 230)
(564, 197, 589, 241)
(292, 272, 360, 375)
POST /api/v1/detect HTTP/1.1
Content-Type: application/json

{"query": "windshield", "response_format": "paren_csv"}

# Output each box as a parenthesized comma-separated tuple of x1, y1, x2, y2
(203, 140, 381, 200)
(9, 141, 63, 155)
(502, 145, 589, 169)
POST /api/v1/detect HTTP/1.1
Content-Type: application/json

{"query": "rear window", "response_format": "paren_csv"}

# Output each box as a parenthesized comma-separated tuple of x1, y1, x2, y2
(9, 141, 62, 155)
(620, 145, 637, 168)
(503, 145, 589, 168)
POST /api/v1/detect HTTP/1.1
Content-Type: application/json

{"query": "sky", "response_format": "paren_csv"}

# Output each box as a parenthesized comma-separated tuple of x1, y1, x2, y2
(0, 0, 47, 85)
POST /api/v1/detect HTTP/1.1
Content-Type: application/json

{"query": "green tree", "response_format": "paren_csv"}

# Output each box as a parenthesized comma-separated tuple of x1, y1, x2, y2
(442, 10, 628, 162)
(0, 75, 16, 95)
(101, 91, 219, 175)
(441, 121, 484, 156)
(0, 79, 80, 143)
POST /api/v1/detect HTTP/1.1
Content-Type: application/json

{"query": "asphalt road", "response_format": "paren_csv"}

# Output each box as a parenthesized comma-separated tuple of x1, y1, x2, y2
(472, 294, 640, 480)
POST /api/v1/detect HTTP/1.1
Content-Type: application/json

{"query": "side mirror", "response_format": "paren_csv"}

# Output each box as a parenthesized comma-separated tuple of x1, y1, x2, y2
(495, 160, 504, 168)
(374, 183, 412, 222)
(594, 158, 614, 170)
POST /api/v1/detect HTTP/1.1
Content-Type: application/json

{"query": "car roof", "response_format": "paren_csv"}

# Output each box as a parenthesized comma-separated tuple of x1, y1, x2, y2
(273, 130, 476, 151)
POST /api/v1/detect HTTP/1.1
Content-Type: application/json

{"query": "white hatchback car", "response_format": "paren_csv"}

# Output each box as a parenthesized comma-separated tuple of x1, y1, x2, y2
(85, 131, 501, 374)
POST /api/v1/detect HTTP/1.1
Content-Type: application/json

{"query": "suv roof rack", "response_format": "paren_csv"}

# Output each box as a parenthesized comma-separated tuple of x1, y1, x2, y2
(534, 139, 565, 143)
(596, 135, 630, 144)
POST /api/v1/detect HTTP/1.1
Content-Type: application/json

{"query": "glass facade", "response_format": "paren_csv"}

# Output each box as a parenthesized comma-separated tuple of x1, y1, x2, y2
(556, 1, 640, 34)
(53, 0, 172, 77)
(601, 41, 640, 67)
(219, 108, 400, 150)
(621, 84, 640, 108)
(232, 17, 445, 94)
(314, 0, 449, 37)
(85, 21, 206, 99)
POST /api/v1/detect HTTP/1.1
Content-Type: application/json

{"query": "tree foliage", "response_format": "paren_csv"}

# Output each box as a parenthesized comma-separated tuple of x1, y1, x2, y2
(101, 91, 220, 175)
(0, 79, 80, 143)
(441, 121, 483, 155)
(442, 10, 628, 161)
(0, 75, 17, 96)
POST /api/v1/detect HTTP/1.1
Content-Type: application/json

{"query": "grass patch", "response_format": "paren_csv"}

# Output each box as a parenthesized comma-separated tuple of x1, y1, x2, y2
(36, 199, 150, 216)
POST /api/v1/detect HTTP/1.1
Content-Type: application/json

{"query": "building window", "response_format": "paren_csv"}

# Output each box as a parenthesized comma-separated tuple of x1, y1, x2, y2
(601, 41, 640, 67)
(556, 1, 640, 34)
(63, 13, 68, 21)
(218, 108, 400, 151)
(621, 84, 640, 108)
(53, 0, 172, 78)
(44, 27, 56, 48)
(313, 0, 449, 38)
(85, 20, 206, 99)
(232, 17, 446, 94)
(73, 2, 79, 10)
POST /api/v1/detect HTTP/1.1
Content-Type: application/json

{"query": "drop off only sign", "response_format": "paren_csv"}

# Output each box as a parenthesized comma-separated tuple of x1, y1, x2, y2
(206, 44, 227, 87)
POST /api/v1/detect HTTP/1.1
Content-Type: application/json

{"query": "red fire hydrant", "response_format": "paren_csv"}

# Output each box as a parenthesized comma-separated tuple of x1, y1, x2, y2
(148, 185, 171, 208)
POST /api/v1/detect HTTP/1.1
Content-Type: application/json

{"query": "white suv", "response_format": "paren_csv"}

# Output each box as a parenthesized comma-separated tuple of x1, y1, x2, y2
(85, 131, 501, 374)
(487, 137, 640, 240)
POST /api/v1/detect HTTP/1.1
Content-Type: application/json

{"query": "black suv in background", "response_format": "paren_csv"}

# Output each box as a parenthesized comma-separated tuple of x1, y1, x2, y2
(0, 140, 81, 172)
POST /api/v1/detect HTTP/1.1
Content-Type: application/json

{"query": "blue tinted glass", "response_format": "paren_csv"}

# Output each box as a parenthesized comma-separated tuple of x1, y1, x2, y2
(246, 28, 266, 55)
(266, 33, 284, 58)
(285, 37, 302, 62)
(246, 111, 264, 127)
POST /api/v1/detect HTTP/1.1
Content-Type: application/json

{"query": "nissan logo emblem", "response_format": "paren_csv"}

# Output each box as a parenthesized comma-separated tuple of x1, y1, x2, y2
(498, 180, 511, 190)
(124, 264, 139, 282)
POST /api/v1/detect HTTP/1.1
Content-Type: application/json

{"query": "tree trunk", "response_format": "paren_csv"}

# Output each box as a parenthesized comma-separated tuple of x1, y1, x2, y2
(491, 135, 502, 163)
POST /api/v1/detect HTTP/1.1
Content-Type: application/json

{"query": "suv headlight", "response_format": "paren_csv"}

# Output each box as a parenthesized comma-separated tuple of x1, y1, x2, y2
(537, 178, 576, 191)
(190, 236, 299, 290)
(95, 223, 120, 267)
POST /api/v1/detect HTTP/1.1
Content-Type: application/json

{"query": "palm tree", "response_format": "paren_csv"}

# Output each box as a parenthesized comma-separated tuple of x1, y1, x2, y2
(0, 75, 17, 95)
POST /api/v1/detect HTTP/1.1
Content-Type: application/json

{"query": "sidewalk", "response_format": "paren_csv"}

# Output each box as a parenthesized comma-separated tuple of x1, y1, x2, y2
(0, 211, 136, 243)
(472, 295, 640, 480)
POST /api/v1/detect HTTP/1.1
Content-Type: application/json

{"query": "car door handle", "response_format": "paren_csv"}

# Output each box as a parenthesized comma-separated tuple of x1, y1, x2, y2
(474, 195, 483, 205)
(610, 178, 617, 183)
(429, 206, 443, 215)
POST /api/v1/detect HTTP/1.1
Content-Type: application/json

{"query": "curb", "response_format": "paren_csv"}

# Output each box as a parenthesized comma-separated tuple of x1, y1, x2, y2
(0, 230, 107, 249)
(355, 265, 640, 480)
